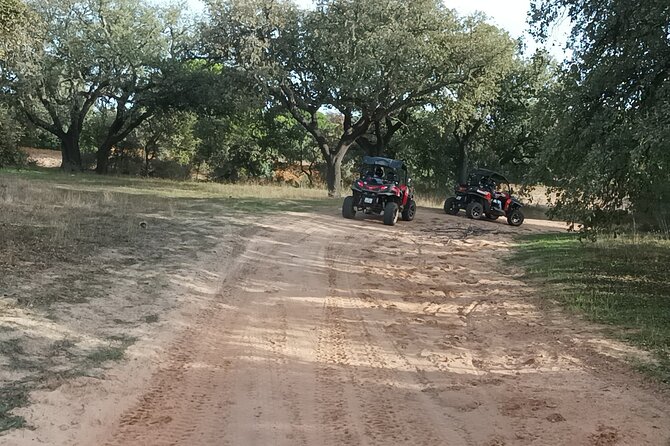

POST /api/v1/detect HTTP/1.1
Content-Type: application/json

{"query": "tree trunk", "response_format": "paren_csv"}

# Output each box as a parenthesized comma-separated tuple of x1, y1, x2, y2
(94, 109, 153, 174)
(95, 140, 114, 174)
(454, 119, 483, 185)
(60, 132, 83, 172)
(143, 147, 151, 177)
(457, 141, 468, 185)
(325, 155, 343, 198)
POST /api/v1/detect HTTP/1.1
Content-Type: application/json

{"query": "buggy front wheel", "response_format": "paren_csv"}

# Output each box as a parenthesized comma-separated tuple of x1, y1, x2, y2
(342, 196, 356, 219)
(383, 202, 399, 226)
(507, 208, 524, 226)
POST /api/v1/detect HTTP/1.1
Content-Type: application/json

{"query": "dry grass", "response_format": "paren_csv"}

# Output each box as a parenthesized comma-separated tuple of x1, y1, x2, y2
(21, 147, 61, 169)
(0, 170, 335, 295)
(1, 177, 147, 297)
(5, 169, 330, 199)
(0, 169, 339, 432)
(414, 190, 446, 209)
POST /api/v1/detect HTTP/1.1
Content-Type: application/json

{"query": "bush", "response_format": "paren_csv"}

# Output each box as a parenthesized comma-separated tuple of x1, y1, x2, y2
(0, 111, 27, 168)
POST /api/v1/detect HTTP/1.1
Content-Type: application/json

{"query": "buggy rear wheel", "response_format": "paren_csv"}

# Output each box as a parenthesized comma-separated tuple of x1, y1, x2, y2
(402, 200, 416, 221)
(466, 201, 483, 220)
(444, 197, 459, 215)
(383, 202, 399, 226)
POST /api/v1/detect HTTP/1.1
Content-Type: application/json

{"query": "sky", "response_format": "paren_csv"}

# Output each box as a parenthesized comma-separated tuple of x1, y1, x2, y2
(184, 0, 571, 60)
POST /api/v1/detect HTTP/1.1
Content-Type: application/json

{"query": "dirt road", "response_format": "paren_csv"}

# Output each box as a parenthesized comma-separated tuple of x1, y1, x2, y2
(6, 207, 670, 445)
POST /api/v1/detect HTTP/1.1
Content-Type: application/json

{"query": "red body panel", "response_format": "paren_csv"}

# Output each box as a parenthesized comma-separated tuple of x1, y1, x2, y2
(399, 185, 409, 206)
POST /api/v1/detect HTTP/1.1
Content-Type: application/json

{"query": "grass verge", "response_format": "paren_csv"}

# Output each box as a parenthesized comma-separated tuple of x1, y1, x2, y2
(511, 233, 670, 383)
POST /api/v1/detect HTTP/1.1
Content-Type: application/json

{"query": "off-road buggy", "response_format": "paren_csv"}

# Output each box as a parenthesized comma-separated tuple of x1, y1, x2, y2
(342, 156, 416, 226)
(443, 168, 525, 226)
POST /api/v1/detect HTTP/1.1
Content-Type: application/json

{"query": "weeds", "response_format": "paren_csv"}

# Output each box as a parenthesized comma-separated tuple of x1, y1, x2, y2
(84, 336, 136, 365)
(0, 384, 29, 431)
(85, 345, 127, 364)
(144, 314, 159, 323)
(0, 338, 40, 371)
(511, 233, 670, 383)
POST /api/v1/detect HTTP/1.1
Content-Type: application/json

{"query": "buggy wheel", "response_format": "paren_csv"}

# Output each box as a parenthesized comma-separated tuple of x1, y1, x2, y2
(443, 197, 459, 215)
(466, 201, 483, 220)
(402, 199, 416, 221)
(342, 196, 356, 219)
(507, 208, 524, 226)
(383, 202, 399, 226)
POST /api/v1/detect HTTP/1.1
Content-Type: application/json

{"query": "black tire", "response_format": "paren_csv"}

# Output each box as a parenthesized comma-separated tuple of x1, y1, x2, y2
(507, 208, 524, 226)
(383, 201, 399, 226)
(402, 199, 416, 221)
(444, 197, 459, 215)
(342, 196, 355, 219)
(466, 201, 484, 220)
(486, 213, 499, 220)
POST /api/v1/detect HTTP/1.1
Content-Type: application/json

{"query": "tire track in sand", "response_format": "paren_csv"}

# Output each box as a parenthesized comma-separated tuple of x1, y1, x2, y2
(104, 229, 260, 446)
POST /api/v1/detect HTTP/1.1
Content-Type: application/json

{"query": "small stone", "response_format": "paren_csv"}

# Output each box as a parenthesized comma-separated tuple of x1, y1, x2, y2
(546, 413, 566, 423)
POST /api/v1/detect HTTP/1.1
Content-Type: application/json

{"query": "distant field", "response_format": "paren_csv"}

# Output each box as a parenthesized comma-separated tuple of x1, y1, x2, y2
(21, 148, 61, 168)
(9, 157, 548, 219)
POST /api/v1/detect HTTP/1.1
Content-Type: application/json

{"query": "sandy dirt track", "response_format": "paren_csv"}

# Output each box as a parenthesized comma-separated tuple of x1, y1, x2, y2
(5, 207, 670, 446)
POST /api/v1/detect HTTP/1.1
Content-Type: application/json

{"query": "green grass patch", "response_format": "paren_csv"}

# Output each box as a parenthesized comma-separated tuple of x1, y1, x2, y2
(511, 233, 670, 383)
(85, 346, 126, 363)
(85, 336, 136, 365)
(143, 314, 159, 323)
(0, 383, 29, 431)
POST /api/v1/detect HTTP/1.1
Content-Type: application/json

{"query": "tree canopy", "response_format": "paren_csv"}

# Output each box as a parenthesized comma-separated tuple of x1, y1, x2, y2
(203, 0, 520, 196)
(530, 0, 670, 231)
(2, 0, 188, 171)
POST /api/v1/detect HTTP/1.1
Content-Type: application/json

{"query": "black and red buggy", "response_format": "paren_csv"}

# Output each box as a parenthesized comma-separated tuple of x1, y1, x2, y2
(342, 156, 416, 226)
(443, 169, 525, 226)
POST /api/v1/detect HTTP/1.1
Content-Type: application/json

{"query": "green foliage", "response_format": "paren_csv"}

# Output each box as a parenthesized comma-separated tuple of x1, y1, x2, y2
(0, 105, 27, 168)
(394, 53, 555, 189)
(394, 111, 456, 190)
(0, 0, 32, 60)
(2, 0, 190, 170)
(485, 51, 557, 180)
(195, 112, 275, 181)
(137, 112, 200, 178)
(512, 233, 670, 383)
(530, 0, 670, 232)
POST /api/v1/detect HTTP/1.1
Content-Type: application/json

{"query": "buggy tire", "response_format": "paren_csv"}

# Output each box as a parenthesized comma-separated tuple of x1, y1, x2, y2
(342, 196, 356, 219)
(507, 208, 524, 226)
(402, 199, 416, 221)
(444, 197, 459, 215)
(383, 202, 399, 226)
(466, 201, 484, 220)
